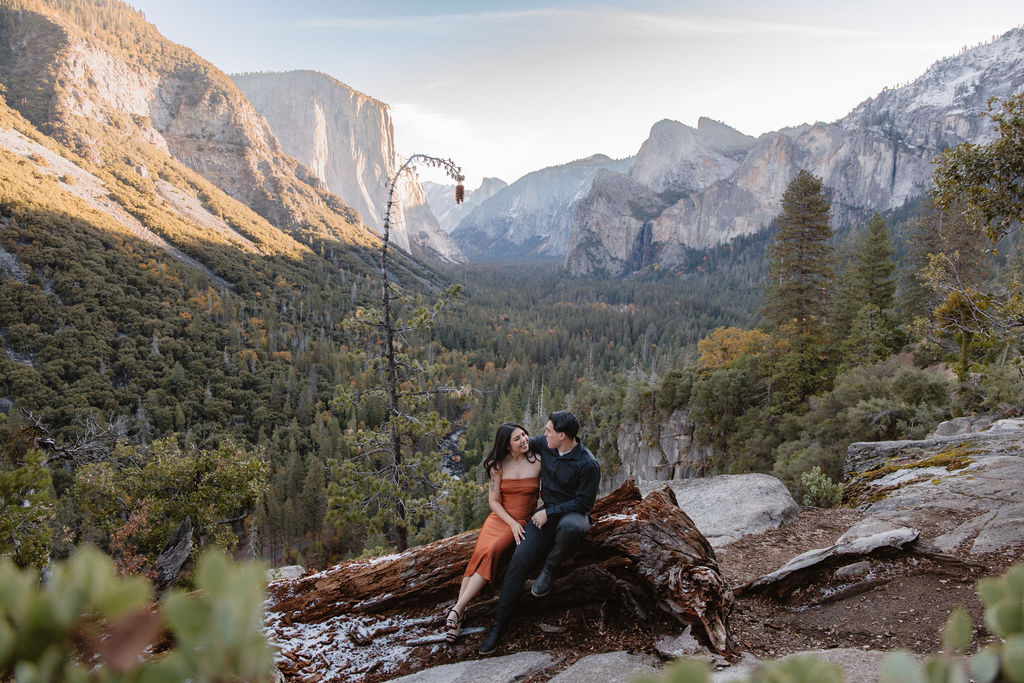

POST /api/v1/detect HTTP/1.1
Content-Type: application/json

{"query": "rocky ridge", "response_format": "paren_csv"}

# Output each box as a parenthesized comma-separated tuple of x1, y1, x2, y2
(567, 27, 1024, 275)
(606, 409, 713, 493)
(422, 177, 508, 234)
(0, 127, 236, 289)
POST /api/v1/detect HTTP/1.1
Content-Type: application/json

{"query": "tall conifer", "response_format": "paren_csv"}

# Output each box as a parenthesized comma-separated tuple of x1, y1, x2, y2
(832, 213, 898, 345)
(764, 170, 834, 342)
(854, 213, 897, 311)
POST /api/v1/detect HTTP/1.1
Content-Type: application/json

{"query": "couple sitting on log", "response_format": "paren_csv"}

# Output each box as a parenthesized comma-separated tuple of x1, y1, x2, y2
(444, 410, 602, 655)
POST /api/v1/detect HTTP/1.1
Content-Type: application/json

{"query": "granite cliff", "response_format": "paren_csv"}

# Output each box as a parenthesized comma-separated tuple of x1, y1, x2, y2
(567, 27, 1024, 276)
(0, 2, 373, 249)
(231, 70, 464, 263)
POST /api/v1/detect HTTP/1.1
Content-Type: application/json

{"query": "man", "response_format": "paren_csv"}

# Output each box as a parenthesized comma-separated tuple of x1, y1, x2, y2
(478, 409, 601, 655)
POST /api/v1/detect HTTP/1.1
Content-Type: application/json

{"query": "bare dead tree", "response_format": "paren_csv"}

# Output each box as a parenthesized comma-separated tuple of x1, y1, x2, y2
(332, 155, 465, 551)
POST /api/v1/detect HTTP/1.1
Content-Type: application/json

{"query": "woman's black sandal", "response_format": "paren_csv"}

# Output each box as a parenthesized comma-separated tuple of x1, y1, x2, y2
(445, 606, 464, 643)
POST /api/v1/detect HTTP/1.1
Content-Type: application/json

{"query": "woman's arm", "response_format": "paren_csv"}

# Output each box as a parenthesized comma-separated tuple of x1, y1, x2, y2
(488, 466, 526, 544)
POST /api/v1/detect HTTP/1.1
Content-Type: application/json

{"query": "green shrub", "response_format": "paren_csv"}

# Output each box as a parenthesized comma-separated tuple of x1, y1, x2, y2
(799, 466, 844, 507)
(0, 450, 55, 569)
(0, 545, 275, 681)
(771, 361, 951, 498)
(975, 363, 1024, 415)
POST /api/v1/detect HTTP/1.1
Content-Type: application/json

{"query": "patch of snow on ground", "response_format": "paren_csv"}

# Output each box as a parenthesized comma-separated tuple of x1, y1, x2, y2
(265, 609, 441, 681)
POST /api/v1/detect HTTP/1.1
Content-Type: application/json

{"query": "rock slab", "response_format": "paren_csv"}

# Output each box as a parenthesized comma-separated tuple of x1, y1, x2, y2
(388, 651, 555, 682)
(711, 649, 893, 683)
(845, 425, 1024, 554)
(639, 474, 800, 547)
(548, 651, 662, 682)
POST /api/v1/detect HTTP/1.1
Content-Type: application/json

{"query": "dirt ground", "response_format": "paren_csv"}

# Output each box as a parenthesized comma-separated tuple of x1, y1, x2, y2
(717, 507, 1022, 658)
(379, 507, 1024, 682)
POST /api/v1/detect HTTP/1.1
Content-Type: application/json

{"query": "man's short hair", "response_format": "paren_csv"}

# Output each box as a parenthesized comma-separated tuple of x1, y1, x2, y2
(548, 410, 580, 441)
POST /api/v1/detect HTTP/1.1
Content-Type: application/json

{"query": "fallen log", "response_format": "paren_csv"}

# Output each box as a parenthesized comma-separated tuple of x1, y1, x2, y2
(266, 479, 734, 656)
(736, 526, 919, 599)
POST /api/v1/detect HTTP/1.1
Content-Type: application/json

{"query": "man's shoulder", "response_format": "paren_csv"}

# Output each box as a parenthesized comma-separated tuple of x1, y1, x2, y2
(577, 443, 601, 470)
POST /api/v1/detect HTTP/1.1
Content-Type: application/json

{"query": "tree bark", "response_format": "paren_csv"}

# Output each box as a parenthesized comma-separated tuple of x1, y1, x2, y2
(152, 516, 193, 596)
(266, 479, 735, 654)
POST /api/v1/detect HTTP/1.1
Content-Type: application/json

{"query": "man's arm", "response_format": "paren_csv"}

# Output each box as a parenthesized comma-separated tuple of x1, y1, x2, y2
(543, 460, 600, 518)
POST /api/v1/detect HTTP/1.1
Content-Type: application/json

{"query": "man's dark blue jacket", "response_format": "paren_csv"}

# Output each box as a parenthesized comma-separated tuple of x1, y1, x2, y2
(529, 436, 601, 519)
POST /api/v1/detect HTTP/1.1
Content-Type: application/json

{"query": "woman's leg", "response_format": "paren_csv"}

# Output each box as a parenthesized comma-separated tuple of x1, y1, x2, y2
(453, 572, 488, 615)
(446, 572, 487, 641)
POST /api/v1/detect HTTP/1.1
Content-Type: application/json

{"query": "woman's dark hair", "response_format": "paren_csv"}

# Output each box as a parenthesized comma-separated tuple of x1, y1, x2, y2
(482, 422, 536, 476)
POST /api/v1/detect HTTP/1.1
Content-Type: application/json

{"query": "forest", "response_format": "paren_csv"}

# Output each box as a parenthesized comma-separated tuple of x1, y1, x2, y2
(2, 87, 1024, 591)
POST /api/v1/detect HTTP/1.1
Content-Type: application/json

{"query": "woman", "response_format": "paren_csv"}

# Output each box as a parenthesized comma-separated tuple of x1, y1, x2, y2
(445, 422, 541, 643)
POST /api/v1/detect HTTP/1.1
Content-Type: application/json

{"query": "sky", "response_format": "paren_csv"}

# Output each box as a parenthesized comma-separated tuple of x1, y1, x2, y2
(125, 1, 1022, 188)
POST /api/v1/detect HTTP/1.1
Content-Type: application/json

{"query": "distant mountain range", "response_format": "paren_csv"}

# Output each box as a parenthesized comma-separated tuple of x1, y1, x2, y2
(565, 27, 1024, 275)
(422, 177, 507, 234)
(451, 154, 633, 261)
(1, 0, 1021, 279)
(424, 27, 1024, 274)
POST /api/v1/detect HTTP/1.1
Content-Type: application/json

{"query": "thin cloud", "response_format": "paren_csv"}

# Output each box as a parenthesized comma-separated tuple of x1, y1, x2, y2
(296, 5, 891, 42)
(416, 77, 462, 92)
(579, 8, 891, 40)
(295, 8, 560, 33)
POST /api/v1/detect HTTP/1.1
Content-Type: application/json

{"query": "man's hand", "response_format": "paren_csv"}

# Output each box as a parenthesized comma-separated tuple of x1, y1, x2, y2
(531, 509, 548, 529)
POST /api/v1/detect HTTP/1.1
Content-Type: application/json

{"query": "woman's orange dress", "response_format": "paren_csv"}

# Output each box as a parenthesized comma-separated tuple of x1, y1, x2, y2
(464, 476, 540, 584)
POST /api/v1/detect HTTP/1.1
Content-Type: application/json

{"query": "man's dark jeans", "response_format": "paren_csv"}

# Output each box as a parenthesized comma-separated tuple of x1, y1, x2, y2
(491, 512, 590, 632)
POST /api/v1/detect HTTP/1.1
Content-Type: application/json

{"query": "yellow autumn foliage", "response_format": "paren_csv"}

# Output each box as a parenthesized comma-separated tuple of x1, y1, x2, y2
(696, 326, 770, 371)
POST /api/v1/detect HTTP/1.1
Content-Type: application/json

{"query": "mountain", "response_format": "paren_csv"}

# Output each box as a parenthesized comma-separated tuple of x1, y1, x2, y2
(231, 70, 465, 263)
(567, 27, 1024, 276)
(451, 154, 632, 261)
(0, 1, 383, 252)
(422, 176, 508, 233)
(629, 117, 756, 193)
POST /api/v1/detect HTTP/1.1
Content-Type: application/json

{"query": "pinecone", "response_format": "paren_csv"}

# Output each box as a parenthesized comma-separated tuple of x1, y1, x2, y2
(454, 183, 465, 204)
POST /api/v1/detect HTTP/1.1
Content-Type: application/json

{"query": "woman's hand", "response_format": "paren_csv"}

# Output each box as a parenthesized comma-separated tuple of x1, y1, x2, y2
(508, 520, 525, 545)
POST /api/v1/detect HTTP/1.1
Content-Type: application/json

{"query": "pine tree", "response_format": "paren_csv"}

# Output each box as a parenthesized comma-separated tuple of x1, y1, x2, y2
(762, 171, 835, 413)
(833, 214, 902, 365)
(764, 170, 835, 343)
(853, 213, 897, 311)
